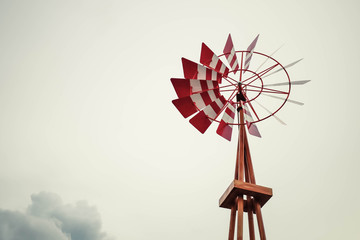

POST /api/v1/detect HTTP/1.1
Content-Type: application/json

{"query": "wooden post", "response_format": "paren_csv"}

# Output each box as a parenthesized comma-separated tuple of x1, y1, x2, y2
(247, 196, 255, 240)
(244, 131, 256, 184)
(237, 197, 244, 240)
(254, 201, 266, 240)
(238, 107, 245, 182)
(245, 127, 267, 239)
(244, 153, 255, 240)
(235, 139, 240, 180)
(229, 205, 236, 240)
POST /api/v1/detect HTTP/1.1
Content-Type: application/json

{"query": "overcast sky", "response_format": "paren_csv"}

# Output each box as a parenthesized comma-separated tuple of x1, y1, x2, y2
(0, 0, 360, 239)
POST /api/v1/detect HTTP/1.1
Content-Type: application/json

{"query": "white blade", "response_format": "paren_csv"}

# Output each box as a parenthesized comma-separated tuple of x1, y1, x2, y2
(244, 34, 259, 70)
(243, 103, 261, 137)
(263, 80, 311, 87)
(254, 100, 286, 125)
(254, 44, 284, 73)
(263, 58, 303, 78)
(262, 93, 304, 106)
(223, 34, 239, 71)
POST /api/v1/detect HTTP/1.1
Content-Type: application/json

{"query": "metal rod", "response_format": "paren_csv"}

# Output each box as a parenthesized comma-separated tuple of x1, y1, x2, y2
(239, 52, 244, 83)
(242, 63, 279, 84)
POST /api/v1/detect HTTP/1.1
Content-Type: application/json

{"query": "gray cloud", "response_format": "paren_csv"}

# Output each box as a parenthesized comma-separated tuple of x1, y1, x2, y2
(0, 192, 113, 240)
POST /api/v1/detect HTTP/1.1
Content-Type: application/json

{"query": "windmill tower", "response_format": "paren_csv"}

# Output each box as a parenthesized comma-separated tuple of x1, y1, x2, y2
(171, 34, 309, 239)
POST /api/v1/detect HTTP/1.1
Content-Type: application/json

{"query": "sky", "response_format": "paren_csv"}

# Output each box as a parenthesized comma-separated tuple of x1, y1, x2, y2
(0, 0, 360, 239)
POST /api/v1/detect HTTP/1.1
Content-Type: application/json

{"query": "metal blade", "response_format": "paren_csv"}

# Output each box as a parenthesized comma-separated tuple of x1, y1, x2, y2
(200, 43, 229, 77)
(182, 58, 223, 83)
(263, 80, 310, 87)
(263, 58, 303, 78)
(172, 97, 198, 118)
(223, 34, 239, 71)
(244, 34, 259, 70)
(243, 103, 261, 137)
(254, 100, 286, 125)
(171, 78, 219, 98)
(262, 93, 304, 106)
(172, 89, 221, 118)
(254, 44, 284, 73)
(189, 96, 226, 133)
(216, 101, 236, 141)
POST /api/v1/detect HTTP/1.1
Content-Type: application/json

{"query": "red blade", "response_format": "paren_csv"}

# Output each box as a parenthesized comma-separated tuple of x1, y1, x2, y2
(171, 78, 219, 98)
(244, 34, 259, 70)
(200, 43, 229, 77)
(223, 34, 239, 71)
(216, 101, 236, 141)
(189, 96, 226, 133)
(172, 97, 198, 118)
(182, 58, 222, 83)
(172, 89, 221, 118)
(243, 103, 261, 138)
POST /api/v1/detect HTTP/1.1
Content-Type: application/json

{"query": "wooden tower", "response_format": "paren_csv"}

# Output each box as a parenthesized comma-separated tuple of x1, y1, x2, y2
(219, 103, 272, 240)
(170, 33, 308, 240)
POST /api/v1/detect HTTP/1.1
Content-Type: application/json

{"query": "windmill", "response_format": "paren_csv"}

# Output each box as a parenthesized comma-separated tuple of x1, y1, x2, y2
(171, 34, 309, 239)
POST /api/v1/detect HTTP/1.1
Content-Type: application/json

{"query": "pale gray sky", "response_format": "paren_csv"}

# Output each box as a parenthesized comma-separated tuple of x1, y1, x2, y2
(0, 0, 359, 239)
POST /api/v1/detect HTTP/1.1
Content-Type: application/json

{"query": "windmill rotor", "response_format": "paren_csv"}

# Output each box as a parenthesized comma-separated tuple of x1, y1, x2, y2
(171, 34, 309, 141)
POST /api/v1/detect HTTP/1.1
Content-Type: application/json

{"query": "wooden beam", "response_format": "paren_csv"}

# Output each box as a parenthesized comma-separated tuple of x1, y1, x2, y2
(219, 180, 272, 209)
(247, 196, 255, 240)
(237, 197, 244, 240)
(244, 156, 255, 240)
(228, 205, 236, 240)
(244, 130, 256, 184)
(254, 201, 266, 240)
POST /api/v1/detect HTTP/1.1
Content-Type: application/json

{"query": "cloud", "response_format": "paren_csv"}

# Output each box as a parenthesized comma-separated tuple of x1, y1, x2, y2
(0, 192, 113, 240)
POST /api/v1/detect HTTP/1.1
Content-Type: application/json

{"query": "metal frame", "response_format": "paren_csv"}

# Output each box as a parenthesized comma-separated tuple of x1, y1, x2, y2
(208, 50, 291, 125)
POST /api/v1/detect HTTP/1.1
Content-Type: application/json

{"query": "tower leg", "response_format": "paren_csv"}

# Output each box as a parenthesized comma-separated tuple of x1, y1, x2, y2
(244, 150, 255, 240)
(246, 196, 255, 240)
(237, 196, 244, 240)
(254, 201, 266, 240)
(228, 205, 236, 240)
